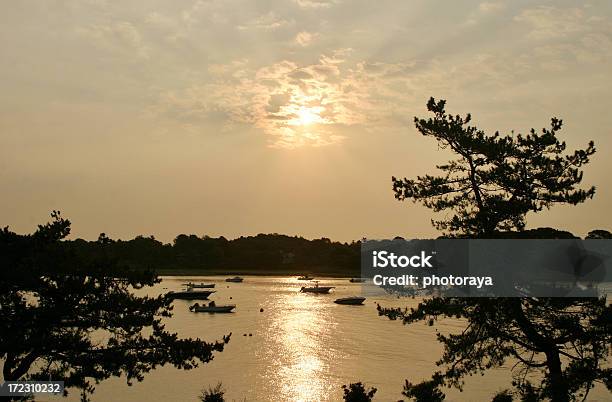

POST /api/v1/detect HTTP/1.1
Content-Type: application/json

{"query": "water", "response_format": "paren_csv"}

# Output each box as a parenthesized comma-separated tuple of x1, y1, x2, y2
(60, 276, 609, 402)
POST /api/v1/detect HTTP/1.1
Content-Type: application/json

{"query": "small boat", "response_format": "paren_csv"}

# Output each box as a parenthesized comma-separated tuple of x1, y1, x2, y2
(349, 278, 366, 283)
(334, 296, 366, 305)
(189, 302, 235, 313)
(166, 289, 215, 301)
(300, 281, 334, 294)
(225, 276, 244, 283)
(298, 275, 315, 280)
(183, 282, 215, 289)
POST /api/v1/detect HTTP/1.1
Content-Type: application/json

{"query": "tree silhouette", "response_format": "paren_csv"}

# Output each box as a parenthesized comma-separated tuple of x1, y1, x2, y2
(586, 229, 612, 239)
(403, 378, 445, 401)
(0, 212, 230, 401)
(67, 232, 360, 276)
(199, 382, 225, 402)
(381, 294, 611, 402)
(392, 97, 596, 236)
(341, 382, 377, 402)
(381, 99, 611, 402)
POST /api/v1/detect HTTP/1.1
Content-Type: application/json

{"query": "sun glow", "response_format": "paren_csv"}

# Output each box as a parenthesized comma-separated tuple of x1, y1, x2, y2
(294, 106, 323, 126)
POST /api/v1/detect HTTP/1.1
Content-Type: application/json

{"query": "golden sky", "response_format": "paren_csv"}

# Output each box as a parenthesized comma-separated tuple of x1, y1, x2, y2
(1, 0, 612, 241)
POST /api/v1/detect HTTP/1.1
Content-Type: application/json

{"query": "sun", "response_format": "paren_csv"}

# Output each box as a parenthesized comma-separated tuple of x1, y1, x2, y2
(296, 106, 321, 126)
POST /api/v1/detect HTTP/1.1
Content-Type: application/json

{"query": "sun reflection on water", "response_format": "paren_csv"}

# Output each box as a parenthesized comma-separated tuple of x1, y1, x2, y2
(264, 284, 336, 402)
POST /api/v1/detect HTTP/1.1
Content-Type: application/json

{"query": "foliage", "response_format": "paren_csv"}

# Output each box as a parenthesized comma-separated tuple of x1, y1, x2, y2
(379, 287, 611, 402)
(402, 379, 445, 401)
(491, 389, 514, 402)
(383, 99, 610, 402)
(69, 233, 360, 275)
(392, 97, 596, 236)
(516, 382, 540, 402)
(199, 382, 225, 402)
(586, 229, 612, 239)
(0, 212, 230, 401)
(341, 382, 377, 402)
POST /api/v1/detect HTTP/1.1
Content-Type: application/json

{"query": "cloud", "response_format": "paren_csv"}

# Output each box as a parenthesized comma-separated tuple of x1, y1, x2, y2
(295, 31, 318, 46)
(208, 59, 250, 76)
(143, 3, 612, 148)
(478, 2, 505, 14)
(512, 5, 612, 66)
(464, 1, 506, 26)
(237, 11, 293, 31)
(153, 46, 539, 147)
(77, 21, 149, 59)
(154, 50, 367, 148)
(294, 0, 338, 9)
(514, 6, 586, 40)
(266, 92, 292, 113)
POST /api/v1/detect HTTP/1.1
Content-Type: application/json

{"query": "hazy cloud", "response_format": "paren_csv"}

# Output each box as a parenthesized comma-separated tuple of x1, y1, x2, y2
(479, 2, 505, 14)
(514, 6, 586, 40)
(295, 31, 318, 46)
(294, 0, 338, 9)
(77, 21, 149, 59)
(237, 11, 294, 31)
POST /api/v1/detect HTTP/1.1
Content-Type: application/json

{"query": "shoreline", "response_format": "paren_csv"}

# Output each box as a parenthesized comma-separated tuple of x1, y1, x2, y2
(154, 268, 357, 278)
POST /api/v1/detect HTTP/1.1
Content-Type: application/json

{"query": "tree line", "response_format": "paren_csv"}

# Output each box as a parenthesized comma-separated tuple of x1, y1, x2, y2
(69, 232, 361, 275)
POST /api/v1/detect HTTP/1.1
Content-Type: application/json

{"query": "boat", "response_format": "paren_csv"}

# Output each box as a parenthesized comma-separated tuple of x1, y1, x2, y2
(189, 302, 235, 313)
(297, 275, 315, 280)
(225, 276, 244, 283)
(300, 281, 335, 294)
(183, 282, 215, 289)
(334, 296, 366, 305)
(166, 289, 215, 301)
(349, 278, 366, 283)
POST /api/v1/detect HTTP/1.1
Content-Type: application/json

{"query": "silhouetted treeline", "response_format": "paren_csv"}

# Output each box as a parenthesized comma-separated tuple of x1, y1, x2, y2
(66, 227, 611, 276)
(68, 233, 361, 275)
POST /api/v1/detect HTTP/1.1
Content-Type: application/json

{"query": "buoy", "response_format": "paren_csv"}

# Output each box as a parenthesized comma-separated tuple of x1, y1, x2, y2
(243, 333, 247, 336)
(229, 297, 233, 299)
(260, 308, 264, 312)
(249, 333, 252, 337)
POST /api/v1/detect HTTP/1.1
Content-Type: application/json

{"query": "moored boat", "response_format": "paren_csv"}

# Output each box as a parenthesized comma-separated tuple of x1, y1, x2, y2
(300, 281, 334, 294)
(225, 276, 244, 283)
(189, 302, 235, 313)
(298, 275, 315, 280)
(334, 296, 366, 305)
(183, 282, 215, 288)
(166, 289, 215, 301)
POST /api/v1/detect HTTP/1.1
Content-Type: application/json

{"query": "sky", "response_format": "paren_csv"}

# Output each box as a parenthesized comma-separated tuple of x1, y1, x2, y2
(1, 0, 612, 242)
